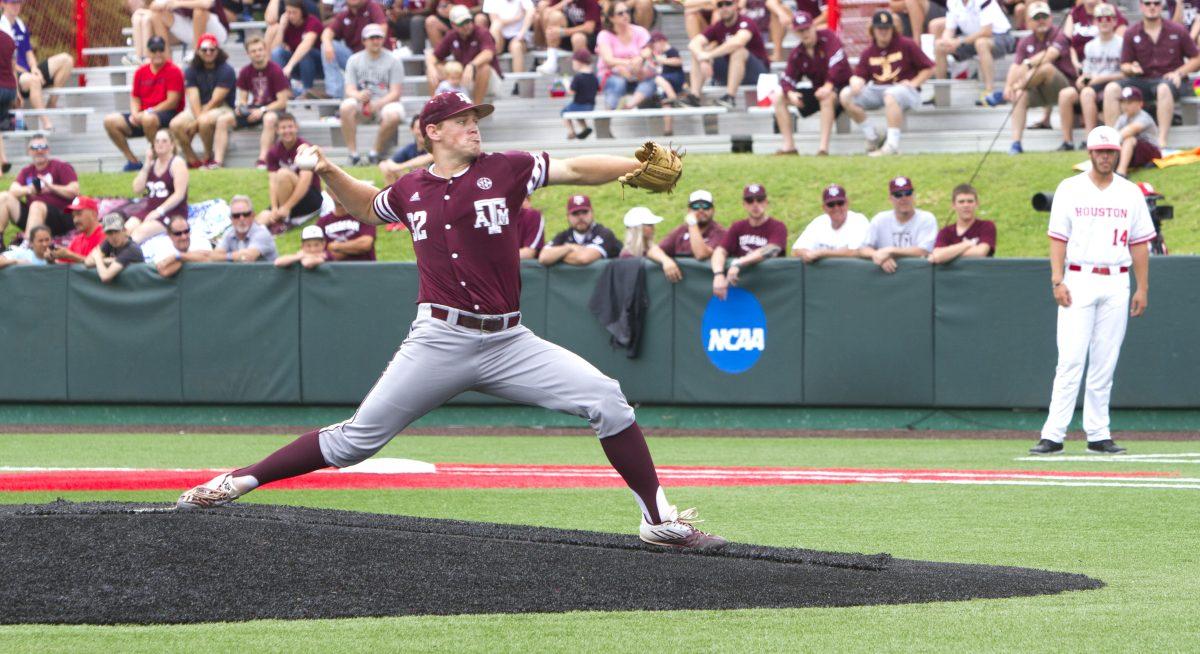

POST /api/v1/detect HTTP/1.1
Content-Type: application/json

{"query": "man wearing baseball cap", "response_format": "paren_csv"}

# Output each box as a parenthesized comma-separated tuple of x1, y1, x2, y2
(86, 212, 145, 284)
(426, 4, 501, 104)
(102, 35, 185, 172)
(49, 197, 104, 264)
(274, 224, 331, 269)
(710, 184, 787, 299)
(147, 214, 214, 278)
(858, 176, 937, 273)
(1055, 2, 1124, 152)
(1113, 86, 1161, 177)
(340, 23, 407, 166)
(540, 194, 623, 266)
(1003, 1, 1076, 155)
(774, 11, 851, 156)
(319, 0, 389, 99)
(792, 183, 869, 263)
(653, 190, 727, 282)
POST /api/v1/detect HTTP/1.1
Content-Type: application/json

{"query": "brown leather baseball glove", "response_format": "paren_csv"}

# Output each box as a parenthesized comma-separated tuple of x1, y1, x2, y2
(619, 141, 683, 193)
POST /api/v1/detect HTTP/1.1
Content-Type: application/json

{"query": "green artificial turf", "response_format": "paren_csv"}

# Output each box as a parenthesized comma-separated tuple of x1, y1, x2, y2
(4, 151, 1196, 259)
(1, 432, 1198, 652)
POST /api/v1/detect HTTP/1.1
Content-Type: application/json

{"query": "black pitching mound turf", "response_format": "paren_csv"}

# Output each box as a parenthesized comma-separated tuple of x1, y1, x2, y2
(0, 501, 1102, 625)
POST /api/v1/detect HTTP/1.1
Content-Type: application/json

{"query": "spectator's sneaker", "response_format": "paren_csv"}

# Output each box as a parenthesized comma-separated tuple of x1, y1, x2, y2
(536, 56, 558, 75)
(187, 158, 204, 169)
(368, 152, 380, 165)
(177, 473, 244, 509)
(639, 507, 728, 550)
(122, 161, 143, 172)
(983, 90, 1006, 107)
(511, 82, 521, 96)
(865, 133, 885, 153)
(1028, 439, 1064, 455)
(715, 94, 736, 110)
(682, 93, 701, 107)
(255, 159, 267, 170)
(1087, 439, 1127, 454)
(1008, 141, 1024, 155)
(348, 153, 362, 166)
(1056, 141, 1075, 151)
(120, 53, 142, 67)
(868, 143, 899, 157)
(577, 127, 593, 140)
(301, 88, 330, 100)
(205, 159, 223, 170)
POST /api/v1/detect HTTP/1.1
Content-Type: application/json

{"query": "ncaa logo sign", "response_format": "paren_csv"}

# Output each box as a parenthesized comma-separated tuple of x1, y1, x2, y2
(701, 288, 766, 374)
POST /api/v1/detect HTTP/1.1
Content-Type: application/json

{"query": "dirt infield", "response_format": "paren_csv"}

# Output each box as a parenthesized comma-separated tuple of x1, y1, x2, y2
(0, 501, 1102, 625)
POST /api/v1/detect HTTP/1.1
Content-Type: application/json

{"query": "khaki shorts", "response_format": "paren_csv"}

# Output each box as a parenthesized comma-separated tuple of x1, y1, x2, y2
(1027, 69, 1070, 108)
(173, 105, 234, 125)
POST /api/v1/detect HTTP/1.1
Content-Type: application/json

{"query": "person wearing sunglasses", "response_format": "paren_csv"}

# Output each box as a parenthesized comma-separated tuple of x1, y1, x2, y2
(791, 183, 869, 263)
(710, 184, 786, 299)
(927, 183, 995, 264)
(212, 194, 278, 262)
(773, 11, 850, 155)
(171, 33, 237, 168)
(147, 214, 215, 277)
(857, 176, 937, 273)
(655, 189, 726, 264)
(1057, 3, 1125, 151)
(85, 212, 146, 284)
(103, 35, 185, 173)
(1001, 1, 1076, 155)
(687, 0, 771, 109)
(0, 135, 79, 246)
(1062, 0, 1127, 66)
(1106, 0, 1200, 148)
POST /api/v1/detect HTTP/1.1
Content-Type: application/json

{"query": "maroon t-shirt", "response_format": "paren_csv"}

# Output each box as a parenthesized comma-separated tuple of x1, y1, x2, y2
(658, 220, 727, 258)
(702, 14, 770, 66)
(372, 150, 550, 314)
(330, 0, 388, 52)
(934, 219, 996, 256)
(434, 26, 502, 75)
(781, 29, 851, 91)
(1015, 28, 1077, 80)
(855, 34, 934, 84)
(0, 31, 15, 89)
(720, 217, 788, 258)
(1068, 4, 1128, 60)
(794, 0, 827, 19)
(237, 61, 290, 106)
(743, 0, 770, 33)
(17, 159, 77, 211)
(317, 211, 378, 261)
(562, 0, 602, 29)
(139, 156, 188, 223)
(267, 136, 322, 194)
(283, 14, 323, 52)
(515, 207, 545, 253)
(1121, 20, 1199, 79)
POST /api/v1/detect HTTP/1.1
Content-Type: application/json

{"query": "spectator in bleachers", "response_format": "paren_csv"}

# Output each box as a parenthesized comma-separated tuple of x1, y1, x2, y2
(213, 36, 292, 169)
(1003, 1, 1075, 155)
(893, 0, 947, 38)
(258, 112, 326, 231)
(272, 0, 326, 98)
(538, 0, 602, 74)
(0, 136, 78, 246)
(341, 23, 406, 164)
(85, 213, 145, 283)
(127, 129, 190, 243)
(1113, 85, 1162, 176)
(1109, 0, 1200, 148)
(840, 10, 934, 157)
(1, 0, 74, 132)
(649, 30, 686, 94)
(151, 0, 230, 50)
(0, 25, 12, 174)
(485, 0, 534, 79)
(619, 206, 663, 258)
(597, 1, 653, 108)
(383, 0, 423, 54)
(103, 36, 185, 173)
(934, 0, 1015, 103)
(710, 183, 786, 299)
(49, 197, 104, 265)
(215, 195, 279, 261)
(928, 183, 995, 263)
(515, 196, 544, 258)
(380, 115, 432, 182)
(654, 189, 726, 268)
(267, 0, 322, 50)
(321, 0, 389, 99)
(1058, 2, 1123, 150)
(129, 2, 156, 65)
(773, 11, 850, 156)
(317, 194, 378, 259)
(275, 224, 331, 268)
(0, 224, 50, 267)
(687, 0, 771, 109)
(562, 49, 598, 138)
(538, 194, 623, 266)
(147, 214, 214, 277)
(677, 0, 714, 40)
(427, 5, 500, 103)
(858, 176, 937, 273)
(423, 0, 456, 53)
(1063, 0, 1127, 68)
(791, 183, 869, 262)
(435, 60, 469, 93)
(171, 34, 236, 168)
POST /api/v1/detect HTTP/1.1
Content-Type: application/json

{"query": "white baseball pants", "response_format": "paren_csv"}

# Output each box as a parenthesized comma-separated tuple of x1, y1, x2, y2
(1041, 270, 1130, 443)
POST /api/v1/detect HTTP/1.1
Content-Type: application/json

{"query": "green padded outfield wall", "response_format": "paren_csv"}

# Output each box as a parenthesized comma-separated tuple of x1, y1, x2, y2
(1, 258, 1197, 407)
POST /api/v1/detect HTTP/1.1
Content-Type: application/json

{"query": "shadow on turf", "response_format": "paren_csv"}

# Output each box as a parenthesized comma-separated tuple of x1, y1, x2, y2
(0, 501, 1103, 625)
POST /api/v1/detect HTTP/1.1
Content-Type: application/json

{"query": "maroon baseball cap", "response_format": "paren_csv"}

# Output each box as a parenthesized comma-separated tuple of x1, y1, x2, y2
(888, 176, 914, 194)
(67, 196, 98, 212)
(1119, 86, 1143, 102)
(792, 10, 814, 31)
(418, 92, 495, 135)
(649, 30, 668, 43)
(571, 49, 593, 65)
(743, 183, 767, 200)
(567, 194, 592, 213)
(822, 184, 846, 204)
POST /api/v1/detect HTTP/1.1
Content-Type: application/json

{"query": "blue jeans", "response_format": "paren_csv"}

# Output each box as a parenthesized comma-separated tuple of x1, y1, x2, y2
(321, 41, 353, 98)
(603, 76, 656, 110)
(272, 45, 322, 92)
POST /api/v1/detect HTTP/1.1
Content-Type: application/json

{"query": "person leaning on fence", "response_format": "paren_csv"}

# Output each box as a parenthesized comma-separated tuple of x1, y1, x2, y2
(0, 135, 78, 247)
(341, 23, 407, 166)
(538, 194, 623, 266)
(104, 36, 185, 173)
(791, 183, 869, 263)
(214, 195, 279, 262)
(1, 0, 74, 132)
(650, 189, 726, 283)
(147, 214, 214, 277)
(619, 206, 664, 258)
(49, 196, 104, 265)
(275, 224, 330, 269)
(85, 213, 146, 284)
(858, 176, 938, 273)
(928, 183, 996, 264)
(170, 33, 237, 169)
(773, 11, 850, 156)
(1004, 2, 1077, 155)
(710, 184, 787, 300)
(0, 224, 50, 268)
(317, 194, 378, 260)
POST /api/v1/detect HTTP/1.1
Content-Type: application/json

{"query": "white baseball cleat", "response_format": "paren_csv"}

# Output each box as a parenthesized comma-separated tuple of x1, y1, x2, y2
(639, 506, 729, 550)
(177, 473, 244, 509)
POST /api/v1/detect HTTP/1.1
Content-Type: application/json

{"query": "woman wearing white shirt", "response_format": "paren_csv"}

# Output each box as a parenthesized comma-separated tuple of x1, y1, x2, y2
(484, 0, 535, 76)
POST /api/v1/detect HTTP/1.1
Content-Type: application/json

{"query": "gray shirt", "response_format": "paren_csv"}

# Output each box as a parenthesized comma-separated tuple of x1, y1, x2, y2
(1115, 109, 1158, 145)
(345, 49, 404, 101)
(865, 209, 938, 252)
(219, 222, 278, 261)
(1082, 35, 1122, 78)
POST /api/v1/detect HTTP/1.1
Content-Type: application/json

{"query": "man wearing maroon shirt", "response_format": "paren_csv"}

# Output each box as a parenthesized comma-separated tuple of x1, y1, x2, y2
(647, 188, 726, 282)
(1105, 0, 1200, 147)
(427, 5, 500, 104)
(1004, 2, 1076, 154)
(178, 91, 727, 551)
(258, 113, 326, 231)
(103, 36, 185, 172)
(774, 11, 850, 155)
(687, 0, 771, 109)
(839, 10, 933, 157)
(214, 36, 292, 169)
(0, 136, 79, 243)
(271, 0, 325, 97)
(927, 183, 997, 264)
(317, 196, 377, 261)
(709, 183, 786, 300)
(320, 0, 389, 98)
(515, 197, 544, 259)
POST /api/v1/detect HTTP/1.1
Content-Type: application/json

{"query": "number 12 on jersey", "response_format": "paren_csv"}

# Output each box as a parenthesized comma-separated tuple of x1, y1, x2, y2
(408, 211, 428, 241)
(1112, 229, 1128, 247)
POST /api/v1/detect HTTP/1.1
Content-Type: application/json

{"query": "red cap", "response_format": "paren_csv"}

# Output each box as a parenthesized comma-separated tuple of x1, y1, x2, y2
(743, 183, 767, 200)
(792, 10, 813, 31)
(822, 184, 846, 204)
(67, 196, 98, 213)
(418, 92, 495, 137)
(888, 176, 914, 194)
(197, 33, 219, 50)
(567, 194, 592, 213)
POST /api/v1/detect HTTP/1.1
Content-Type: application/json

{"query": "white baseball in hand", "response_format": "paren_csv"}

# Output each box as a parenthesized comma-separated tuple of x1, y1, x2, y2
(295, 145, 319, 171)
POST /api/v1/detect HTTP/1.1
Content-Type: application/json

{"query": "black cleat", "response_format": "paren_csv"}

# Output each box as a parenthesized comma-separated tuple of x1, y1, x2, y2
(1087, 439, 1127, 454)
(1029, 439, 1064, 455)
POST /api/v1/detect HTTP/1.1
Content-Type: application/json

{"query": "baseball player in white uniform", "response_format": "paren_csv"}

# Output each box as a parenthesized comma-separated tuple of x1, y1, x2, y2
(1030, 125, 1154, 455)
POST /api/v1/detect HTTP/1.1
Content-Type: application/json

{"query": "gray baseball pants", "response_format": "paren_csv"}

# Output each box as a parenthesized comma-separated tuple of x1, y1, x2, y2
(318, 303, 637, 468)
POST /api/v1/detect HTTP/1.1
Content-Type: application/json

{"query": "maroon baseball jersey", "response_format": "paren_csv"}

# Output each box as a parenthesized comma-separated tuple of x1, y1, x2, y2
(781, 29, 851, 91)
(855, 34, 934, 84)
(283, 14, 323, 52)
(330, 0, 389, 52)
(1121, 20, 1199, 79)
(17, 159, 77, 211)
(934, 219, 996, 255)
(268, 136, 322, 194)
(1015, 28, 1077, 80)
(702, 14, 770, 66)
(318, 211, 378, 261)
(658, 220, 727, 258)
(1068, 4, 1128, 60)
(434, 26, 503, 76)
(0, 31, 14, 89)
(139, 156, 187, 223)
(515, 207, 545, 253)
(720, 217, 788, 258)
(743, 0, 770, 33)
(237, 61, 290, 106)
(372, 150, 550, 314)
(562, 0, 602, 28)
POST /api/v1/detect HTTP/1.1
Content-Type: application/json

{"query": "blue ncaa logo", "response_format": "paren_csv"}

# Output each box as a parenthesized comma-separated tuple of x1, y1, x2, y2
(701, 288, 766, 374)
